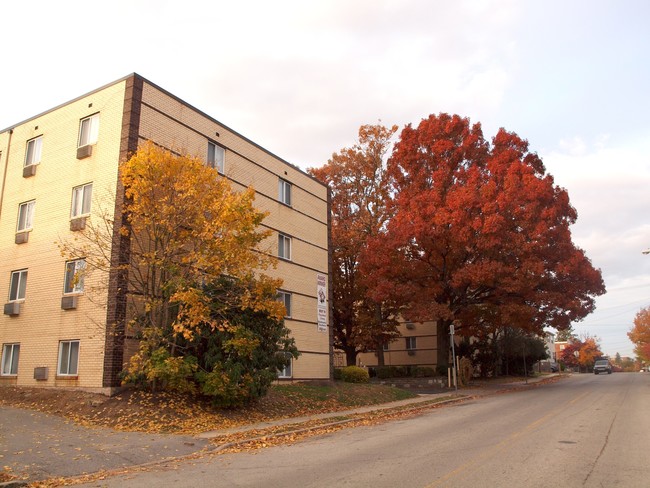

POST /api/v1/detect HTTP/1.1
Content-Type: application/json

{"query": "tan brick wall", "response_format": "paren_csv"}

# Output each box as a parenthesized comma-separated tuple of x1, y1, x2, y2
(356, 320, 439, 369)
(137, 80, 331, 380)
(0, 81, 127, 391)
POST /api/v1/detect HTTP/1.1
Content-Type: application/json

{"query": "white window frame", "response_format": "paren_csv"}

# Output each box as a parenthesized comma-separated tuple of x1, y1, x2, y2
(25, 136, 43, 167)
(78, 114, 99, 147)
(278, 234, 292, 260)
(406, 337, 417, 350)
(278, 352, 293, 379)
(17, 200, 35, 232)
(9, 269, 27, 302)
(71, 183, 92, 218)
(64, 259, 86, 294)
(277, 291, 292, 318)
(383, 342, 389, 351)
(1, 343, 20, 376)
(278, 179, 292, 206)
(207, 142, 225, 173)
(57, 340, 80, 376)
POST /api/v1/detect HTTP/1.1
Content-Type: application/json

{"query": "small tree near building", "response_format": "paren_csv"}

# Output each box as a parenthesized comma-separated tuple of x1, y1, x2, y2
(60, 142, 294, 406)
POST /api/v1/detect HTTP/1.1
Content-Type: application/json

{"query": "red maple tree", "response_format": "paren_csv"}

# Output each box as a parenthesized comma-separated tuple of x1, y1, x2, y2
(363, 113, 605, 367)
(309, 124, 401, 366)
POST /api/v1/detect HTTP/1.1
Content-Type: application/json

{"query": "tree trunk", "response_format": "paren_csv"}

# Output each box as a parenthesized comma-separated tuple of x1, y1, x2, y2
(376, 347, 385, 366)
(436, 320, 451, 369)
(345, 348, 358, 367)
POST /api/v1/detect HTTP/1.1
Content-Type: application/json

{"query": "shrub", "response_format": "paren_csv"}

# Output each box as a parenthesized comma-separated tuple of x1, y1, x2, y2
(376, 366, 392, 379)
(340, 365, 370, 383)
(436, 364, 448, 377)
(413, 366, 435, 377)
(333, 368, 343, 380)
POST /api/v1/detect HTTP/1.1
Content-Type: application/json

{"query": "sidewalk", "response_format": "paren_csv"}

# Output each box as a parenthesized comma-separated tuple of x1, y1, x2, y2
(199, 373, 557, 441)
(0, 374, 557, 486)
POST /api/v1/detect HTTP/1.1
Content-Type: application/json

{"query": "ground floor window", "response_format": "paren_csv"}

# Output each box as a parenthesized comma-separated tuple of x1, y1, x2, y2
(58, 340, 79, 376)
(278, 352, 293, 378)
(1, 343, 20, 375)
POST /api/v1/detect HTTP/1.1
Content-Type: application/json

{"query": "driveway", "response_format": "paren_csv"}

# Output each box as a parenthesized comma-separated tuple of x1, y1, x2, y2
(0, 406, 210, 483)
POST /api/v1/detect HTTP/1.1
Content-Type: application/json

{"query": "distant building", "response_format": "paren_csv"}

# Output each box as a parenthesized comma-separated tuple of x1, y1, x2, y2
(0, 74, 331, 393)
(356, 320, 439, 371)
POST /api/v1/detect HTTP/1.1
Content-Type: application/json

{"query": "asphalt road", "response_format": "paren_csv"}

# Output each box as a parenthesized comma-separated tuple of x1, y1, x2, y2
(76, 372, 650, 488)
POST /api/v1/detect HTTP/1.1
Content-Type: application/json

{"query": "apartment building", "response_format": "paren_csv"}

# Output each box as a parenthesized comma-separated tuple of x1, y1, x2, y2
(356, 320, 439, 370)
(0, 74, 331, 393)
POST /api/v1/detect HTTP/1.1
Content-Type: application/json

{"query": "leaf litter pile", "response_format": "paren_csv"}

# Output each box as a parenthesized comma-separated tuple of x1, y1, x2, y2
(0, 382, 423, 436)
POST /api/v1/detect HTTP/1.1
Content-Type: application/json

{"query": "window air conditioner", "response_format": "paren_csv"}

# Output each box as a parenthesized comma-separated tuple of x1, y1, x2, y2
(3, 302, 21, 316)
(405, 322, 415, 330)
(61, 296, 78, 310)
(34, 367, 49, 380)
(23, 164, 37, 177)
(15, 232, 29, 244)
(70, 217, 86, 231)
(77, 145, 93, 159)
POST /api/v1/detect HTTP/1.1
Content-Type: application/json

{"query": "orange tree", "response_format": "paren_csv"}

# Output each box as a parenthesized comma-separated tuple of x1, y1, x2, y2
(628, 306, 650, 362)
(363, 114, 606, 367)
(309, 124, 401, 366)
(560, 337, 603, 372)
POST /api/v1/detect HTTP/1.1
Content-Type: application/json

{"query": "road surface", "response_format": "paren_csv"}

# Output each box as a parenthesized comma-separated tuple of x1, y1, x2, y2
(79, 373, 650, 487)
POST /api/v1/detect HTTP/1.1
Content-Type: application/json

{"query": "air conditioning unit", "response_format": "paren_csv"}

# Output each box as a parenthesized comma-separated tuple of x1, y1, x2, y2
(23, 164, 37, 177)
(70, 217, 86, 231)
(61, 296, 78, 310)
(33, 367, 49, 381)
(15, 232, 29, 244)
(4, 302, 21, 316)
(408, 350, 416, 356)
(405, 322, 415, 330)
(76, 145, 93, 159)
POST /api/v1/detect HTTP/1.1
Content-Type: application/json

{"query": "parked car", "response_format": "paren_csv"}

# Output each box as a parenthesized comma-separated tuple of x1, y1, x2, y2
(594, 359, 612, 375)
(550, 362, 559, 373)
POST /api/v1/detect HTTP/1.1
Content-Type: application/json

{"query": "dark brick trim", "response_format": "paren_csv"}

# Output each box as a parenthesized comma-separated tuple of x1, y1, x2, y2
(102, 74, 142, 388)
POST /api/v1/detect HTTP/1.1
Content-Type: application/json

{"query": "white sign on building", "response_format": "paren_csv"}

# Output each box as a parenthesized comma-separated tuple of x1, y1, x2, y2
(317, 273, 327, 332)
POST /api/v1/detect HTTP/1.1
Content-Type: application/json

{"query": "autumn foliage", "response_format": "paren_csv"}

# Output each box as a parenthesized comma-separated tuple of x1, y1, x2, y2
(560, 337, 603, 372)
(361, 114, 605, 366)
(61, 142, 296, 406)
(628, 307, 650, 362)
(309, 124, 401, 366)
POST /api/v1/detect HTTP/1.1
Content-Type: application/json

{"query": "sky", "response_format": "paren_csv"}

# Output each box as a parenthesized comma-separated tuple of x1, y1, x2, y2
(2, 0, 649, 359)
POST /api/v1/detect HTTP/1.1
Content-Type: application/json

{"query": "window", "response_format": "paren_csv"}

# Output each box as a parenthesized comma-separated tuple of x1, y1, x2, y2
(207, 142, 225, 173)
(78, 114, 99, 147)
(64, 259, 86, 294)
(25, 136, 43, 166)
(278, 179, 292, 206)
(9, 270, 27, 302)
(383, 343, 389, 351)
(278, 234, 291, 260)
(57, 340, 79, 376)
(1, 344, 20, 376)
(71, 183, 92, 217)
(277, 291, 292, 318)
(406, 337, 417, 350)
(17, 201, 35, 232)
(278, 352, 293, 379)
